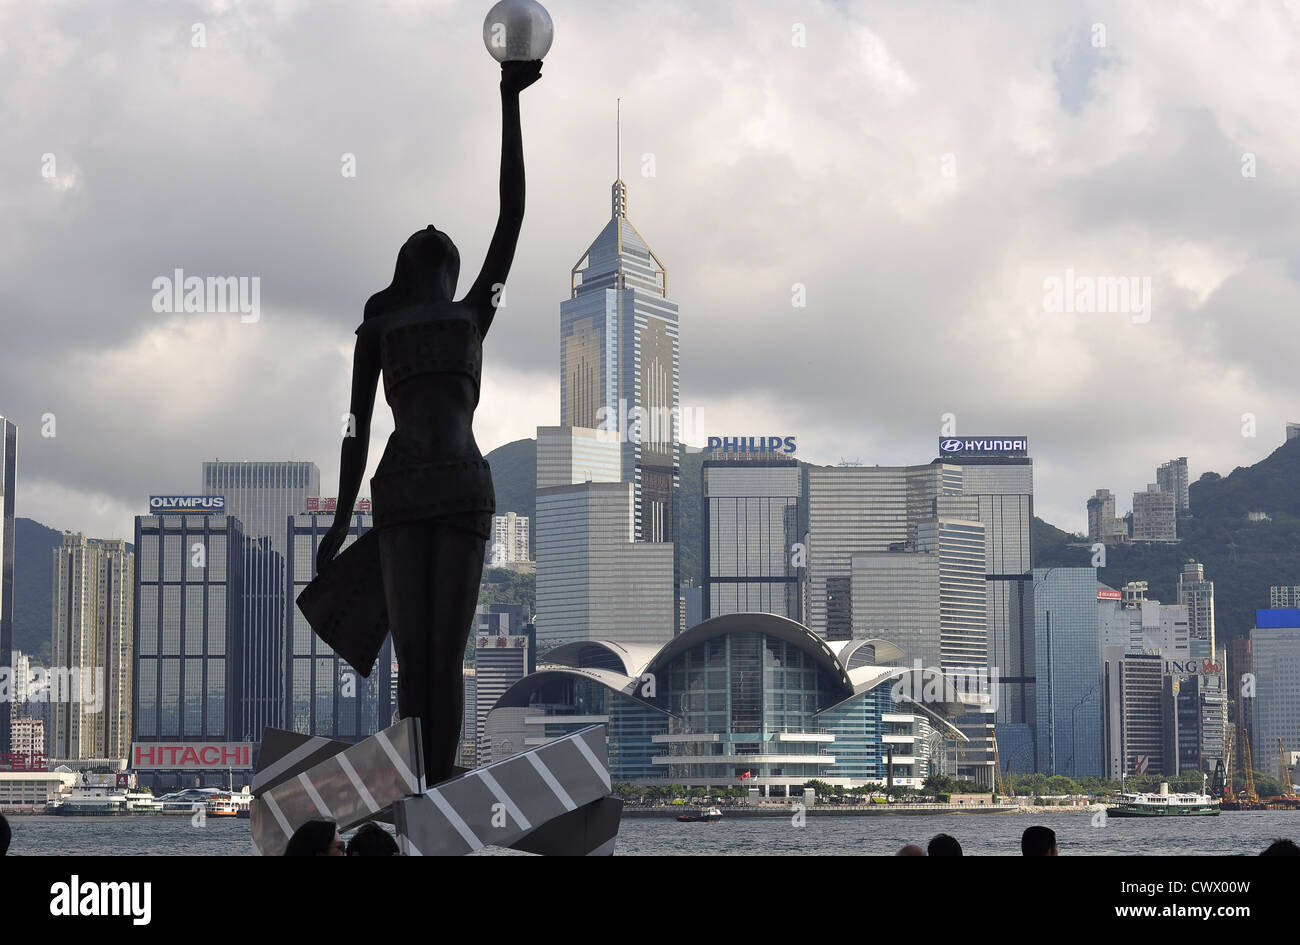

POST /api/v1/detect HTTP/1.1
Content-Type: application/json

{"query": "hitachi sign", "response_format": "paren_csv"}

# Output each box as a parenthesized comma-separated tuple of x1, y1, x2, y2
(938, 437, 1028, 456)
(707, 436, 797, 454)
(131, 742, 252, 769)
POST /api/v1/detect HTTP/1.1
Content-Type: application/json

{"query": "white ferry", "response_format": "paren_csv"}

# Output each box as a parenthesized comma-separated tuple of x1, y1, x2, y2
(48, 786, 164, 816)
(206, 788, 253, 818)
(1107, 780, 1220, 818)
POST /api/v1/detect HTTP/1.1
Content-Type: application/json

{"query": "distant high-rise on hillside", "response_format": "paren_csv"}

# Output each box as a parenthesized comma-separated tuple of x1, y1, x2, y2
(0, 416, 15, 754)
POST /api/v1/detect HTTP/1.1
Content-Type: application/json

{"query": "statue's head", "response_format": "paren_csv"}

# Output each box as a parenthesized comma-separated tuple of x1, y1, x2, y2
(366, 226, 460, 317)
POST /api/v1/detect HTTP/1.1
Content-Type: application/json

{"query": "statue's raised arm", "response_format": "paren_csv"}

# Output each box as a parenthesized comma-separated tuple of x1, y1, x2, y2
(463, 59, 542, 334)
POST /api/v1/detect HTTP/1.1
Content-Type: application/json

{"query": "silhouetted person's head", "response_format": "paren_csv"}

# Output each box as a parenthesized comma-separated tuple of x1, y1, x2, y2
(1021, 825, 1058, 856)
(284, 819, 345, 856)
(1261, 838, 1300, 856)
(928, 833, 962, 856)
(895, 843, 926, 856)
(348, 822, 400, 856)
(0, 813, 10, 855)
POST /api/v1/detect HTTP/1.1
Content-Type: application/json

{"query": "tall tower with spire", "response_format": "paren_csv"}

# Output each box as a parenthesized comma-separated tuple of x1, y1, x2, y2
(560, 104, 680, 542)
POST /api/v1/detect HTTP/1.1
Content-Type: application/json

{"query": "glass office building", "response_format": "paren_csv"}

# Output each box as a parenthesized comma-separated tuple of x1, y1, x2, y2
(806, 463, 958, 640)
(1033, 567, 1103, 777)
(702, 455, 802, 621)
(534, 481, 674, 650)
(202, 461, 319, 737)
(560, 180, 679, 544)
(485, 613, 966, 795)
(1249, 610, 1300, 775)
(133, 513, 245, 791)
(939, 459, 1035, 763)
(285, 513, 392, 740)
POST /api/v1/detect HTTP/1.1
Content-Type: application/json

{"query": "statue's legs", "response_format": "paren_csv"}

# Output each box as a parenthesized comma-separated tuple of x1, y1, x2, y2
(379, 522, 486, 785)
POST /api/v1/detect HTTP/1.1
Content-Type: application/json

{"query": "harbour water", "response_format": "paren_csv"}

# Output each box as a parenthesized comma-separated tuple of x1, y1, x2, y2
(7, 810, 1297, 856)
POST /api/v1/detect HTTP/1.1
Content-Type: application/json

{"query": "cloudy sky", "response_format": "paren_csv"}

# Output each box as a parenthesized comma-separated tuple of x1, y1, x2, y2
(3, 0, 1298, 542)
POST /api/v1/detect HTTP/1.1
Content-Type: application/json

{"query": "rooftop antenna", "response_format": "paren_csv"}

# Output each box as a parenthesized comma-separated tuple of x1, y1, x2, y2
(611, 99, 627, 219)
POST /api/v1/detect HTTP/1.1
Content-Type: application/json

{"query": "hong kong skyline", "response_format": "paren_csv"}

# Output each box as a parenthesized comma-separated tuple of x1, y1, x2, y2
(3, 0, 1298, 543)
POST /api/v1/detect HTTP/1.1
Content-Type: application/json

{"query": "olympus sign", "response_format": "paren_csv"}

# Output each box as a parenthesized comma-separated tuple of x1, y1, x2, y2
(938, 437, 1028, 456)
(148, 495, 226, 514)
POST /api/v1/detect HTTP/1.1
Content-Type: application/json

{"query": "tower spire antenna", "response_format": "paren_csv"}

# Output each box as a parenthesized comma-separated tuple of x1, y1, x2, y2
(611, 98, 627, 219)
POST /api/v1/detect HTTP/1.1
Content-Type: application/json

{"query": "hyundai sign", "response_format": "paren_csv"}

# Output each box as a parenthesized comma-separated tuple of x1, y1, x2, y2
(148, 495, 225, 514)
(938, 436, 1028, 458)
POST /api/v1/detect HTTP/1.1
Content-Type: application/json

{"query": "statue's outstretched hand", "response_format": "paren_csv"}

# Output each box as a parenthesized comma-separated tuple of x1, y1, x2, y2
(501, 59, 542, 94)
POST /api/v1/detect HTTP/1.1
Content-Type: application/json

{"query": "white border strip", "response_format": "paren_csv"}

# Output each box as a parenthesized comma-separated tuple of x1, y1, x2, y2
(252, 736, 335, 793)
(572, 733, 612, 791)
(375, 730, 418, 795)
(298, 771, 333, 818)
(336, 753, 380, 813)
(526, 752, 576, 811)
(428, 790, 483, 850)
(261, 794, 294, 840)
(475, 768, 531, 830)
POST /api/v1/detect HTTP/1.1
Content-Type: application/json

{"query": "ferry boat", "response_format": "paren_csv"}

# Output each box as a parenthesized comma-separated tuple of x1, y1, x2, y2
(677, 806, 723, 823)
(48, 786, 164, 816)
(1107, 780, 1220, 818)
(206, 788, 252, 818)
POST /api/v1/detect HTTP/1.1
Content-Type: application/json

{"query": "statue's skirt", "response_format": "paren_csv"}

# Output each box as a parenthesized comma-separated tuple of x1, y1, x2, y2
(296, 455, 495, 677)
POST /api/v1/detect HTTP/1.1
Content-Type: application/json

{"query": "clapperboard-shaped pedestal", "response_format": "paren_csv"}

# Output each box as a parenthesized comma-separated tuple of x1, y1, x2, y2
(250, 719, 620, 856)
(392, 723, 613, 856)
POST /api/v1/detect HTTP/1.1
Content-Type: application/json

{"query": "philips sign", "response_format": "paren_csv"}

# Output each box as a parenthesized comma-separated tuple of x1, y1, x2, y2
(707, 436, 797, 454)
(938, 437, 1028, 457)
(148, 495, 225, 514)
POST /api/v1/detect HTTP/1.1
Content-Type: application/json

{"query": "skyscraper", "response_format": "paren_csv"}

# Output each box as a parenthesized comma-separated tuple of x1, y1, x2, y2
(489, 512, 531, 565)
(134, 511, 245, 782)
(51, 535, 134, 760)
(936, 447, 1035, 762)
(1132, 484, 1177, 541)
(0, 416, 15, 755)
(1087, 488, 1125, 542)
(1034, 568, 1103, 777)
(202, 461, 320, 558)
(534, 481, 674, 649)
(806, 463, 956, 640)
(473, 632, 530, 765)
(202, 461, 319, 736)
(560, 178, 680, 543)
(1156, 457, 1190, 514)
(701, 452, 802, 621)
(535, 425, 621, 488)
(285, 512, 391, 740)
(1177, 559, 1216, 661)
(1249, 609, 1300, 775)
(1102, 647, 1166, 778)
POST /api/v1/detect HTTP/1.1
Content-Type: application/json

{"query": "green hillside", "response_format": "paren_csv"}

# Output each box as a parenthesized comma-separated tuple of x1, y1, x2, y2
(12, 517, 63, 664)
(1034, 437, 1300, 644)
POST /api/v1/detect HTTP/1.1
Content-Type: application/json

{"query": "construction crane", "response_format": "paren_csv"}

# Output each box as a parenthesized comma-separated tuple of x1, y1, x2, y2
(1242, 733, 1258, 803)
(1266, 737, 1300, 808)
(991, 731, 1003, 796)
(1223, 728, 1236, 803)
(1279, 738, 1295, 794)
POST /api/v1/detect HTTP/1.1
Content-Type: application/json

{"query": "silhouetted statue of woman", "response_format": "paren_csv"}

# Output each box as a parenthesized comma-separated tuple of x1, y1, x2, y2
(304, 59, 542, 786)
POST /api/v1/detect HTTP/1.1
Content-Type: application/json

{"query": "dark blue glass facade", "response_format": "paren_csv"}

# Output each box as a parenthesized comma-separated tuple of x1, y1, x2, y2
(285, 514, 392, 740)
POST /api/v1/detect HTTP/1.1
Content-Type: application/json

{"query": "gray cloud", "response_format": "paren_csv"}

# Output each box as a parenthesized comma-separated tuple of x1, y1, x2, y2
(1, 0, 1297, 542)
